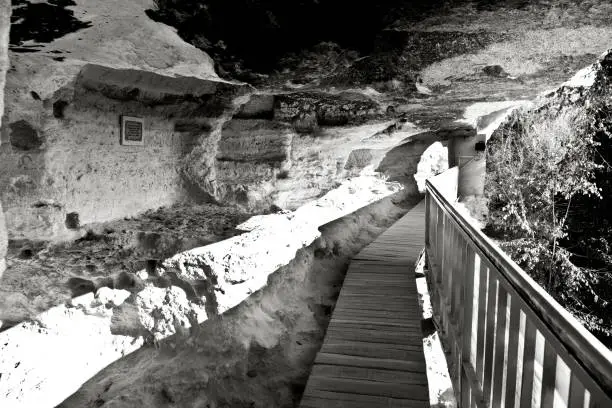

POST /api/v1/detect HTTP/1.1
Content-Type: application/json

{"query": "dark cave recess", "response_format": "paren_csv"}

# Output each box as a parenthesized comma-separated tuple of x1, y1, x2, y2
(145, 0, 529, 75)
(9, 0, 92, 52)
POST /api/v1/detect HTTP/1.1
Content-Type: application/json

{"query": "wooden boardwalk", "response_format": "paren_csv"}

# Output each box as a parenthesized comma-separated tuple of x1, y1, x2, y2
(300, 200, 429, 408)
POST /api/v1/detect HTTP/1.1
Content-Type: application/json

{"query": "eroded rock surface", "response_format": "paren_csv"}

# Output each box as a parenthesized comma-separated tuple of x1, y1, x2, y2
(0, 0, 11, 279)
(1, 1, 611, 408)
(58, 189, 418, 408)
(0, 203, 251, 324)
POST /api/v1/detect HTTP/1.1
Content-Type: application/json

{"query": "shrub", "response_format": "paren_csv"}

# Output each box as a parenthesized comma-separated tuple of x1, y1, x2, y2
(485, 105, 612, 339)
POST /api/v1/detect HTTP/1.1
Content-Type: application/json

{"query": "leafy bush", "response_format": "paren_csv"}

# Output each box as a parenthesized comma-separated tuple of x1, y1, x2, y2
(485, 104, 612, 340)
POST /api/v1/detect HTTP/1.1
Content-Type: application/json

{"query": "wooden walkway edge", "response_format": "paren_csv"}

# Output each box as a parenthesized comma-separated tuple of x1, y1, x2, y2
(300, 200, 429, 408)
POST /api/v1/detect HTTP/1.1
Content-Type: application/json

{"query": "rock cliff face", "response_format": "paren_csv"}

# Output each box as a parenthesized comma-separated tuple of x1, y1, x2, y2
(3, 0, 611, 241)
(485, 49, 612, 338)
(1, 1, 611, 408)
(0, 0, 245, 240)
(0, 0, 10, 278)
(193, 91, 408, 210)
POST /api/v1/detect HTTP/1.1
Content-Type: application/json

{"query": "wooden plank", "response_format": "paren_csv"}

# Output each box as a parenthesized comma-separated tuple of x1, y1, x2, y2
(324, 325, 423, 338)
(333, 303, 420, 313)
(300, 390, 428, 408)
(340, 282, 415, 289)
(342, 275, 413, 282)
(330, 308, 421, 320)
(305, 376, 429, 400)
(329, 315, 422, 327)
(336, 287, 415, 294)
(324, 327, 423, 340)
(321, 343, 425, 361)
(314, 353, 426, 373)
(336, 295, 418, 304)
(322, 340, 423, 352)
(323, 330, 421, 345)
(310, 364, 428, 385)
(337, 294, 416, 300)
(326, 321, 423, 333)
(324, 331, 424, 346)
(330, 318, 421, 328)
(343, 272, 411, 278)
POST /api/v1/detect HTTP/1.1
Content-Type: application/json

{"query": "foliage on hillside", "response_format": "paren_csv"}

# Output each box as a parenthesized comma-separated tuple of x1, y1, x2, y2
(144, 0, 483, 79)
(485, 51, 612, 342)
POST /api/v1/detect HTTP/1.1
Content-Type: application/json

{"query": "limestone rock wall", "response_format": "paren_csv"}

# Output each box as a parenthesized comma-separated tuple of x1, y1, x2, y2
(214, 119, 294, 207)
(0, 0, 246, 241)
(0, 0, 10, 276)
(0, 77, 220, 240)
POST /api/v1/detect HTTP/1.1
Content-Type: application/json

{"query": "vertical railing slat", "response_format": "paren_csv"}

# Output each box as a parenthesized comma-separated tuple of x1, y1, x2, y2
(540, 340, 558, 408)
(519, 321, 537, 408)
(476, 263, 489, 389)
(554, 356, 571, 408)
(425, 192, 431, 248)
(463, 248, 476, 364)
(456, 237, 469, 403)
(483, 272, 498, 403)
(470, 254, 481, 371)
(436, 206, 443, 278)
(504, 294, 522, 408)
(492, 285, 508, 406)
(569, 375, 586, 408)
(441, 211, 449, 331)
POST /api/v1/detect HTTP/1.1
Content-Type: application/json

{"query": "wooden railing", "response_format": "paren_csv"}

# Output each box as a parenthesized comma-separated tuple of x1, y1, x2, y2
(424, 168, 612, 408)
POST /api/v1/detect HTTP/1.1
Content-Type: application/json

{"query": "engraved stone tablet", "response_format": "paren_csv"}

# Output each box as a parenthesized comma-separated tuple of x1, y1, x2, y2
(120, 116, 144, 146)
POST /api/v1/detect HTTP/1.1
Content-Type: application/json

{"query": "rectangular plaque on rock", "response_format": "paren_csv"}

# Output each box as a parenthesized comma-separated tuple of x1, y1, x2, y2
(120, 116, 144, 146)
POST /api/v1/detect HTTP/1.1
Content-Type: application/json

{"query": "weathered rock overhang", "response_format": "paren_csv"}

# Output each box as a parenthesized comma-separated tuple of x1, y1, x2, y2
(74, 64, 247, 110)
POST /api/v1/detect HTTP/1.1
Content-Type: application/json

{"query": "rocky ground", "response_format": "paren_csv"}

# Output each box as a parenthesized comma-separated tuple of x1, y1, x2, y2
(58, 192, 420, 408)
(0, 168, 413, 408)
(0, 203, 252, 327)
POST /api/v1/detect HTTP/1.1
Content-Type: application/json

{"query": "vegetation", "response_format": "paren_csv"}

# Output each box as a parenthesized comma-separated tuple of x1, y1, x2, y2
(145, 0, 476, 77)
(485, 98, 612, 343)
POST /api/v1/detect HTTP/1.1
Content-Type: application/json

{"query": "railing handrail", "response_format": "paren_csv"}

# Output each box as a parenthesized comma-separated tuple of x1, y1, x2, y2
(425, 176, 612, 397)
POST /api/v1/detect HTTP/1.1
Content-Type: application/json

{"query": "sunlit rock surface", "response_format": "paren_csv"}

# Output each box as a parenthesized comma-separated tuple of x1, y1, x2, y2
(0, 0, 9, 279)
(0, 169, 405, 408)
(0, 0, 244, 241)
